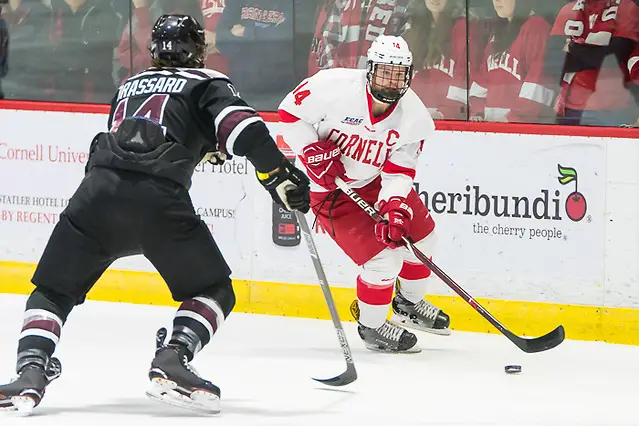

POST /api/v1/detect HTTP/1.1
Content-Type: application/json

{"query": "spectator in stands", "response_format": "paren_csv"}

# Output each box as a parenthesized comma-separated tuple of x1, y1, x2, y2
(308, 0, 411, 76)
(201, 0, 228, 75)
(216, 0, 297, 110)
(545, 0, 639, 127)
(1, 0, 51, 101)
(117, 0, 163, 79)
(404, 0, 485, 120)
(48, 0, 119, 103)
(117, 0, 204, 79)
(0, 3, 7, 100)
(110, 0, 130, 35)
(469, 0, 555, 123)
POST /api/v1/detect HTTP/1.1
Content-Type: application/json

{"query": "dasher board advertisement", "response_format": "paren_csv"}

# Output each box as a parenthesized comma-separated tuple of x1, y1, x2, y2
(414, 131, 605, 304)
(0, 111, 606, 306)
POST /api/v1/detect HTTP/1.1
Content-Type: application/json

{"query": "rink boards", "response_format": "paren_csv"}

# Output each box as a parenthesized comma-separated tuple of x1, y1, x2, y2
(1, 106, 638, 345)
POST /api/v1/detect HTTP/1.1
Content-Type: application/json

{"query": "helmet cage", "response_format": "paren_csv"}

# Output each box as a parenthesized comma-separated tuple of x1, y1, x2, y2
(366, 62, 413, 104)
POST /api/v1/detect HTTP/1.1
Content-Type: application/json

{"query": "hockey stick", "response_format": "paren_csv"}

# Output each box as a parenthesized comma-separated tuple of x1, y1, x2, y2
(294, 210, 357, 386)
(334, 177, 565, 354)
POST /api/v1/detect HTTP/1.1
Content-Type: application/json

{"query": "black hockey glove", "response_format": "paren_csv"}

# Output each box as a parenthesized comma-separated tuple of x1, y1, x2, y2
(257, 158, 311, 213)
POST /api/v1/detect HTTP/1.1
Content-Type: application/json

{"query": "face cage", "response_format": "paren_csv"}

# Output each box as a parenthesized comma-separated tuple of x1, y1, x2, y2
(367, 62, 413, 104)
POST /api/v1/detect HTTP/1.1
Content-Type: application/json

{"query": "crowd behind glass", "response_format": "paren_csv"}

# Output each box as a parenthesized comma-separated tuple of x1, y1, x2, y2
(0, 0, 638, 127)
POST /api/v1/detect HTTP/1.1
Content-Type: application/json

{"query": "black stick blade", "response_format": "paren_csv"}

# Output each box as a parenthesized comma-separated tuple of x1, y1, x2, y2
(508, 325, 565, 353)
(312, 365, 357, 387)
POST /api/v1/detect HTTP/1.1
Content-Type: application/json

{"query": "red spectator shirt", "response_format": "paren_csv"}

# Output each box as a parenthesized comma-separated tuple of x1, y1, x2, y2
(308, 0, 410, 76)
(201, 0, 229, 74)
(551, 0, 639, 111)
(410, 18, 482, 120)
(470, 16, 555, 123)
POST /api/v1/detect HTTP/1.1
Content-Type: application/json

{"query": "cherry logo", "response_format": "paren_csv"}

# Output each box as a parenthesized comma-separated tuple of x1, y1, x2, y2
(558, 165, 587, 222)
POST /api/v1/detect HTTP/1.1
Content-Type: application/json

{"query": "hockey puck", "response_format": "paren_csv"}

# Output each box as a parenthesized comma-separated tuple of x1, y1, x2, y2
(504, 365, 522, 374)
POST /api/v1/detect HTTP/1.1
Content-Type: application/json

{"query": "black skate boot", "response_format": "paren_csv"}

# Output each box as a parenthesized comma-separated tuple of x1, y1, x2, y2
(357, 320, 421, 353)
(146, 328, 221, 415)
(391, 290, 451, 336)
(0, 357, 61, 415)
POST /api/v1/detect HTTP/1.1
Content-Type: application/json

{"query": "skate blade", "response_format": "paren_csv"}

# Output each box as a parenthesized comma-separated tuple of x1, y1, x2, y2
(0, 396, 36, 416)
(364, 342, 422, 354)
(146, 377, 220, 415)
(390, 315, 452, 336)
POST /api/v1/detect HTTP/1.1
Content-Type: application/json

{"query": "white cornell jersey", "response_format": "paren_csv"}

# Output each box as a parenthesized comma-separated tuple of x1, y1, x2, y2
(278, 68, 435, 203)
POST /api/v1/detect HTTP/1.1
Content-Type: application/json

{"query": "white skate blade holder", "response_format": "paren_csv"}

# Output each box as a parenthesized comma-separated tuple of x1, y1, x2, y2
(146, 377, 220, 415)
(0, 395, 37, 417)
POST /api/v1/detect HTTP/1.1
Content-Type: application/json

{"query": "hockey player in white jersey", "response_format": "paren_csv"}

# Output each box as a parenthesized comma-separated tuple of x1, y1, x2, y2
(278, 35, 451, 353)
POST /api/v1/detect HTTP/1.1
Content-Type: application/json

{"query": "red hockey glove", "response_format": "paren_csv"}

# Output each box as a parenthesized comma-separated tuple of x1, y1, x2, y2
(299, 140, 345, 191)
(375, 197, 413, 249)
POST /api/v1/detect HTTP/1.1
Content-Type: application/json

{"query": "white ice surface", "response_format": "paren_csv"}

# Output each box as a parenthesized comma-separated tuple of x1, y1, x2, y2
(0, 293, 636, 426)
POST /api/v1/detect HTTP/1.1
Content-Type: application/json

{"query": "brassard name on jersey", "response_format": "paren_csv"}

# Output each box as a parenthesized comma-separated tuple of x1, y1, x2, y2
(116, 77, 188, 102)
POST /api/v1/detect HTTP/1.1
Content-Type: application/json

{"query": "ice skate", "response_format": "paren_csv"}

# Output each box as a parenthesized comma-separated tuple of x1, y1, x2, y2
(391, 290, 451, 336)
(0, 357, 61, 415)
(146, 328, 221, 415)
(357, 320, 421, 353)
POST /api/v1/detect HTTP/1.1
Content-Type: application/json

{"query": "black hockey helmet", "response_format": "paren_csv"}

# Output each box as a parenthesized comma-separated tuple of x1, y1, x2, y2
(149, 14, 206, 68)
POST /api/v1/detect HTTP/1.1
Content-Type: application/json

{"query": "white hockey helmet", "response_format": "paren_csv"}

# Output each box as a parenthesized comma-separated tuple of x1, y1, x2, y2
(366, 35, 414, 104)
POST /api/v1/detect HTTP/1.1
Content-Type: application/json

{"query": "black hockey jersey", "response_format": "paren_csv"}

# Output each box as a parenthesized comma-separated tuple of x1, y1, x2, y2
(86, 67, 284, 188)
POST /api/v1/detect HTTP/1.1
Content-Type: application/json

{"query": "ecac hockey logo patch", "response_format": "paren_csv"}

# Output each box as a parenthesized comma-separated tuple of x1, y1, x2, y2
(341, 116, 363, 126)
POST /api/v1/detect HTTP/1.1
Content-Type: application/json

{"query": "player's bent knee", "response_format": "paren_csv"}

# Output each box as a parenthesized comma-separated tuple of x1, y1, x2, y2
(360, 248, 403, 285)
(28, 286, 76, 322)
(198, 276, 236, 318)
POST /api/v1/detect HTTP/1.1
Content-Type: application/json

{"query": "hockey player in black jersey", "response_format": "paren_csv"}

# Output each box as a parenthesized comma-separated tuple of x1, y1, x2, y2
(0, 14, 310, 416)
